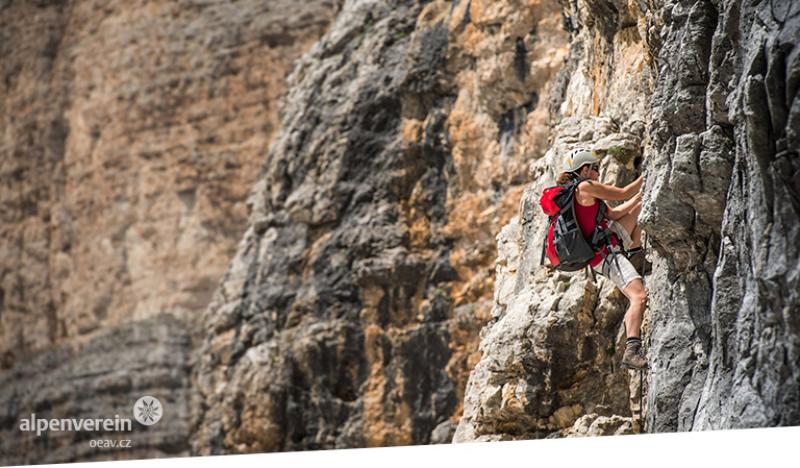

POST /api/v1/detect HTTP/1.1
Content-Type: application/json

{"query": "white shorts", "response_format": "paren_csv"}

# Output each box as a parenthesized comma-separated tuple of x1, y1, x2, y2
(607, 219, 633, 250)
(593, 251, 642, 291)
(592, 220, 641, 290)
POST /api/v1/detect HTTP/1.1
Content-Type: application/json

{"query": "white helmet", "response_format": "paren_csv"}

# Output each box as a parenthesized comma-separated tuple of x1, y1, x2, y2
(563, 148, 597, 173)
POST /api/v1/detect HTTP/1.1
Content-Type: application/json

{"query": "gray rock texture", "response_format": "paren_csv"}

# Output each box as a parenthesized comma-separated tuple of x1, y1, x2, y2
(192, 0, 572, 453)
(0, 0, 338, 464)
(194, 0, 465, 452)
(0, 315, 191, 465)
(459, 0, 800, 440)
(641, 0, 800, 431)
(454, 0, 654, 441)
(1, 0, 799, 463)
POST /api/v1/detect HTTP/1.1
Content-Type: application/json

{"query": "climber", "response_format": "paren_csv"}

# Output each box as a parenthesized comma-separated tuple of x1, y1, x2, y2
(557, 148, 648, 370)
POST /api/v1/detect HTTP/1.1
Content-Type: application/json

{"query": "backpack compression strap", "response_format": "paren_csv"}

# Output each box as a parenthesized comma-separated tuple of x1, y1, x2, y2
(540, 219, 549, 266)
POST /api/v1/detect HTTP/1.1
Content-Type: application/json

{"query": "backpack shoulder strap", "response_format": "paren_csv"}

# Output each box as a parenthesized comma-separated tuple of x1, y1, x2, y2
(554, 179, 580, 209)
(595, 200, 607, 225)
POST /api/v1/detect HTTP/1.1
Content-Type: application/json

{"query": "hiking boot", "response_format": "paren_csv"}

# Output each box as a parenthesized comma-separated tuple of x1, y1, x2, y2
(621, 340, 648, 371)
(626, 248, 652, 276)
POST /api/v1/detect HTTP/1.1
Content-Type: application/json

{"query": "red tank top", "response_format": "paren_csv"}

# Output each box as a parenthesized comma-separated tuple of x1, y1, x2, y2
(574, 200, 616, 267)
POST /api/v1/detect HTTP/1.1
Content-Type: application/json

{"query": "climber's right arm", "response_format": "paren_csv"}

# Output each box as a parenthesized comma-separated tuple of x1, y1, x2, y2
(579, 175, 642, 201)
(607, 191, 642, 219)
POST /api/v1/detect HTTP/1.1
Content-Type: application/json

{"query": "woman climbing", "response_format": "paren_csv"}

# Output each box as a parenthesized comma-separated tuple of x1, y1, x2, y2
(557, 148, 648, 370)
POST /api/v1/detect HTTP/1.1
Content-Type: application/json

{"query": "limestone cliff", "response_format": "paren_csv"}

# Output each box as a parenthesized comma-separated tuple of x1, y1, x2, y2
(193, 0, 569, 452)
(642, 0, 800, 430)
(456, 0, 800, 440)
(0, 0, 339, 464)
(0, 0, 338, 368)
(1, 0, 798, 464)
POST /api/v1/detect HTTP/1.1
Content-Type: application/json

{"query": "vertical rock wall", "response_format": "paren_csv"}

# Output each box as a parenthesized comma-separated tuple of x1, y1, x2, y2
(0, 0, 338, 367)
(0, 0, 338, 464)
(455, 0, 656, 440)
(458, 0, 800, 439)
(193, 0, 571, 452)
(642, 0, 800, 431)
(2, 0, 798, 463)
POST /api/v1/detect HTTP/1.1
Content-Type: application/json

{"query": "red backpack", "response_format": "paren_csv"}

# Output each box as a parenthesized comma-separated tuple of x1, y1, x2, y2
(539, 180, 615, 271)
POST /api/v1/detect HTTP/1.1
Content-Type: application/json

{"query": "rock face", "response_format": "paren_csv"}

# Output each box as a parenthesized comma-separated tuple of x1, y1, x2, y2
(0, 0, 339, 367)
(641, 0, 800, 431)
(0, 315, 192, 465)
(458, 0, 800, 440)
(454, 0, 654, 441)
(0, 0, 338, 463)
(193, 0, 570, 452)
(2, 0, 799, 463)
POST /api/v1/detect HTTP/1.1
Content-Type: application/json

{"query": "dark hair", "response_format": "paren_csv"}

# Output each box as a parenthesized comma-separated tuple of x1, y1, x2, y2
(556, 171, 578, 185)
(556, 162, 596, 184)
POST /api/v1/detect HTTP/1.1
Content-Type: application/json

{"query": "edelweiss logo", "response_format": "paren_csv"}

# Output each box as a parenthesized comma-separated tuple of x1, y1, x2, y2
(133, 396, 163, 426)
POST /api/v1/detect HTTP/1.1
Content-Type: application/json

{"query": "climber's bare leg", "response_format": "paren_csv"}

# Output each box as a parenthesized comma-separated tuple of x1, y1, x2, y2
(616, 200, 642, 249)
(622, 278, 646, 338)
